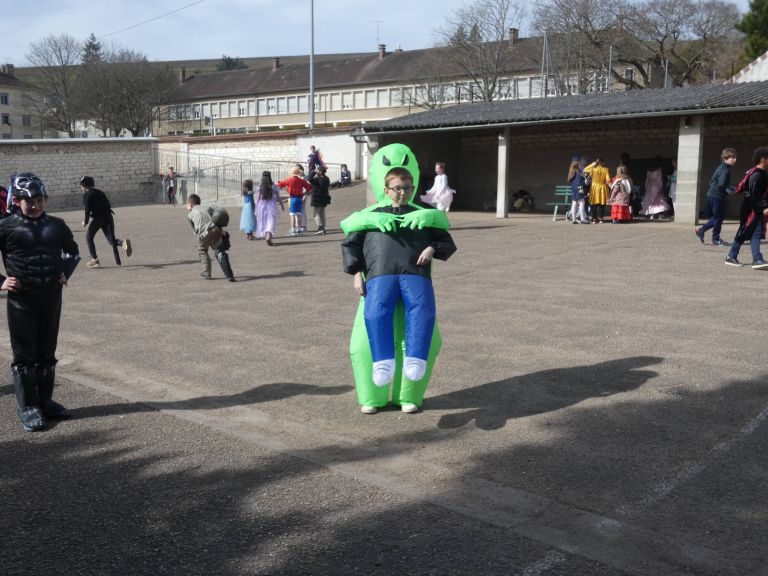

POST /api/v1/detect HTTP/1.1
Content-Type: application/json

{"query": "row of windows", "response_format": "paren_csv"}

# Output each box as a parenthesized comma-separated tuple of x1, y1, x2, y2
(166, 71, 632, 123)
(1, 114, 32, 126)
(0, 93, 8, 105)
(167, 77, 562, 122)
(1, 134, 35, 139)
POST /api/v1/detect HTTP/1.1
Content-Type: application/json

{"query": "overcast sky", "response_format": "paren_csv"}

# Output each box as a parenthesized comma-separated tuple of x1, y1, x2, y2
(0, 0, 752, 67)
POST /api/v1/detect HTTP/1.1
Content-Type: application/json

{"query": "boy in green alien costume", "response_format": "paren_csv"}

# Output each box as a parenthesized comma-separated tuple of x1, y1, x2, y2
(341, 143, 457, 414)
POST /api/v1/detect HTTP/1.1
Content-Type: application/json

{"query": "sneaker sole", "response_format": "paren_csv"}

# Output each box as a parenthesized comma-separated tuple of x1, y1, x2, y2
(752, 264, 768, 270)
(725, 260, 743, 267)
(123, 239, 132, 257)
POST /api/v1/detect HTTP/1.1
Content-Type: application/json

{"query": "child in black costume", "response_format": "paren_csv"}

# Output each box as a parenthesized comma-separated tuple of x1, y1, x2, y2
(0, 173, 79, 431)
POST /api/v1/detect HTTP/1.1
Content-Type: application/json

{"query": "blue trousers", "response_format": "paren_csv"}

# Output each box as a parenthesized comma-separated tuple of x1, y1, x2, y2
(699, 196, 725, 242)
(363, 274, 436, 362)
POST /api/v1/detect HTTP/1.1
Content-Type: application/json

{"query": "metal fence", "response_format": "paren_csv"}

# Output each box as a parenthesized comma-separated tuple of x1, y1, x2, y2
(155, 146, 343, 205)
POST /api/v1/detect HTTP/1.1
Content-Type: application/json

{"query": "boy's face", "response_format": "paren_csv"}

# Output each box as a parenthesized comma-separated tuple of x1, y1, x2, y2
(19, 196, 46, 218)
(435, 164, 443, 174)
(186, 201, 195, 212)
(385, 176, 413, 206)
(725, 157, 737, 166)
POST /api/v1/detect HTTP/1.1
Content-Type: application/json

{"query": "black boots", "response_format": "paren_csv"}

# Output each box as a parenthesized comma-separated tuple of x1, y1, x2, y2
(217, 250, 236, 282)
(12, 365, 45, 432)
(37, 364, 69, 420)
(12, 364, 69, 432)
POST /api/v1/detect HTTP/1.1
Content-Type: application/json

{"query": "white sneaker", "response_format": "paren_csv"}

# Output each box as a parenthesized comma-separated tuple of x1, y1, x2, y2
(360, 405, 378, 415)
(372, 359, 395, 387)
(403, 357, 427, 381)
(401, 403, 419, 414)
(122, 238, 132, 257)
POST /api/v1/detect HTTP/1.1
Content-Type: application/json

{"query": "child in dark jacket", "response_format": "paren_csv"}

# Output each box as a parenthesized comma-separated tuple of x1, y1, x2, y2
(309, 166, 331, 234)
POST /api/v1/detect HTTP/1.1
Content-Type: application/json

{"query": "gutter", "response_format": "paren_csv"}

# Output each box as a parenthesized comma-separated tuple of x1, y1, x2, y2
(360, 104, 768, 135)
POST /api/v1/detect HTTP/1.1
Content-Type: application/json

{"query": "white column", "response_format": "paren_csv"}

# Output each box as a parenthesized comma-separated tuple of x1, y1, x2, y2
(675, 116, 704, 226)
(365, 135, 379, 205)
(496, 127, 509, 218)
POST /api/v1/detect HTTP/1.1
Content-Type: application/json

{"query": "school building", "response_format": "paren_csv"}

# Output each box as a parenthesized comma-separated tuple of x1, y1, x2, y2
(360, 80, 768, 225)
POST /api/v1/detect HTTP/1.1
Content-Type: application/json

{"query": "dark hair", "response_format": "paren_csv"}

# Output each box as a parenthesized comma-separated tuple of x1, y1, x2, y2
(317, 165, 327, 174)
(188, 193, 201, 205)
(80, 175, 95, 188)
(243, 179, 254, 192)
(259, 172, 274, 200)
(752, 147, 768, 165)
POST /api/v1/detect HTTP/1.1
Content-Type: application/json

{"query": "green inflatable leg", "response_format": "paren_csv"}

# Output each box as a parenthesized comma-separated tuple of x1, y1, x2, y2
(349, 297, 441, 409)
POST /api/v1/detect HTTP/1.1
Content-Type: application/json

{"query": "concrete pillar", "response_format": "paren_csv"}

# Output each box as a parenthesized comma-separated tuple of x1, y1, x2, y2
(675, 116, 704, 226)
(496, 127, 509, 218)
(365, 135, 379, 205)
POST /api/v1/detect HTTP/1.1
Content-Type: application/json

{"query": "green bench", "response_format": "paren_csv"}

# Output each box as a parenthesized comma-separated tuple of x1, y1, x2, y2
(546, 186, 573, 221)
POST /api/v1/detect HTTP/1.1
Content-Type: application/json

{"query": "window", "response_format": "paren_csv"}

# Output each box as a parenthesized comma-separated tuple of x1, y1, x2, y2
(257, 99, 267, 116)
(247, 100, 255, 116)
(2, 134, 11, 139)
(287, 96, 298, 114)
(330, 93, 341, 111)
(23, 134, 33, 139)
(22, 115, 31, 127)
(531, 77, 543, 98)
(297, 96, 308, 113)
(193, 105, 201, 119)
(390, 89, 402, 107)
(277, 97, 287, 114)
(365, 90, 376, 108)
(625, 67, 634, 88)
(377, 89, 389, 107)
(354, 91, 365, 109)
(266, 98, 276, 114)
(342, 92, 353, 109)
(238, 101, 247, 116)
(515, 78, 530, 99)
(0, 93, 8, 105)
(1, 114, 9, 125)
(498, 79, 511, 99)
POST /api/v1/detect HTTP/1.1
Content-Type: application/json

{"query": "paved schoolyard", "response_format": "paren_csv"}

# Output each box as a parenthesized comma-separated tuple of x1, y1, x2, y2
(1, 186, 767, 575)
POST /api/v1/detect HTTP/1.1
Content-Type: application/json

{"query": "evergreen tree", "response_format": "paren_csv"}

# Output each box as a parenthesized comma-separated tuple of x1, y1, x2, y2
(216, 55, 248, 71)
(737, 0, 768, 60)
(81, 33, 103, 65)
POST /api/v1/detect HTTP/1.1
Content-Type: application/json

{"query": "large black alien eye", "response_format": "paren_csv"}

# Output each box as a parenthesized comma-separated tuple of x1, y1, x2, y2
(402, 155, 409, 166)
(382, 155, 391, 166)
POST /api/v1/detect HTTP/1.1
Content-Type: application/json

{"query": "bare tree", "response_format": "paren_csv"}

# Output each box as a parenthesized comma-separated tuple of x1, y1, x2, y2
(25, 34, 82, 136)
(402, 50, 460, 110)
(107, 50, 177, 136)
(439, 0, 526, 102)
(533, 0, 740, 90)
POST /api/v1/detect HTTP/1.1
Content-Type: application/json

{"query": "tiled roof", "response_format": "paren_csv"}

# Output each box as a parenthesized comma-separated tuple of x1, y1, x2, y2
(168, 39, 545, 102)
(363, 81, 768, 132)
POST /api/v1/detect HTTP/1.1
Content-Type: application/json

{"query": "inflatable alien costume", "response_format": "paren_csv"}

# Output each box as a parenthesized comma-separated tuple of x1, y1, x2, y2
(341, 143, 457, 411)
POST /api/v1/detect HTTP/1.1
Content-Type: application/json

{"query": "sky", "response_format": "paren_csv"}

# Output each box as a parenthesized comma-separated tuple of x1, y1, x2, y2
(0, 0, 753, 67)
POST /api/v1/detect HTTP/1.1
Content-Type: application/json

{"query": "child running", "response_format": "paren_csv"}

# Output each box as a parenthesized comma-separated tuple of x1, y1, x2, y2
(278, 165, 312, 236)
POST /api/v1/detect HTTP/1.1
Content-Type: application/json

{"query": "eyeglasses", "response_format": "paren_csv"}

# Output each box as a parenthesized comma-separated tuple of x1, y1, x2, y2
(387, 185, 413, 194)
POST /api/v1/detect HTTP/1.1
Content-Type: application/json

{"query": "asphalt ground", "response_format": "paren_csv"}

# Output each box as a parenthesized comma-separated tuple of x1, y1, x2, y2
(1, 186, 767, 575)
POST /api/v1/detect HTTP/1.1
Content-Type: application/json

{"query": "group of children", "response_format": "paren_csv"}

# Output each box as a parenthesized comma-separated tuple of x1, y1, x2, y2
(567, 154, 675, 224)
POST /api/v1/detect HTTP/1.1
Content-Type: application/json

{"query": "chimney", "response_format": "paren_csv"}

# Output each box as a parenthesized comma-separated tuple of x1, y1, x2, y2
(378, 44, 387, 60)
(178, 66, 187, 84)
(2, 64, 14, 77)
(272, 57, 280, 71)
(508, 28, 519, 46)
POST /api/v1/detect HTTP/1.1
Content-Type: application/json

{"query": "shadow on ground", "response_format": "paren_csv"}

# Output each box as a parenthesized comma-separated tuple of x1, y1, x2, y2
(69, 382, 351, 420)
(428, 356, 663, 430)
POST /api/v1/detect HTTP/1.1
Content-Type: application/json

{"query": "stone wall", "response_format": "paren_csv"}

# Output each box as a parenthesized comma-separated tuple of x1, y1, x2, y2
(157, 128, 362, 180)
(0, 138, 157, 209)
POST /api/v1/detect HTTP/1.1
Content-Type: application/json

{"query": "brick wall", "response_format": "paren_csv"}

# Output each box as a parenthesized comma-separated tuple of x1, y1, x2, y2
(0, 138, 157, 209)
